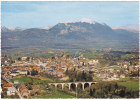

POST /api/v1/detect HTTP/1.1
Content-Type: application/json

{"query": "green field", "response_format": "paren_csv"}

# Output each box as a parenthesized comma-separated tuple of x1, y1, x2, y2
(11, 77, 31, 83)
(11, 77, 53, 83)
(10, 77, 75, 98)
(33, 79, 52, 83)
(38, 93, 76, 98)
(83, 53, 102, 59)
(118, 81, 139, 91)
(121, 77, 130, 81)
(109, 66, 120, 70)
(36, 91, 76, 98)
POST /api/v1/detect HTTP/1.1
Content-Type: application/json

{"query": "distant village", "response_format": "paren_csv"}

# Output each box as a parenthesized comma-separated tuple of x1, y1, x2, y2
(1, 53, 139, 98)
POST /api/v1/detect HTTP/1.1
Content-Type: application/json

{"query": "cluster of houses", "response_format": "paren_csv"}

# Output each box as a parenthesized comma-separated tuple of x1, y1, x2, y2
(10, 69, 27, 77)
(17, 83, 28, 98)
(1, 80, 16, 96)
(1, 77, 29, 98)
(1, 67, 29, 98)
(1, 68, 27, 77)
(2, 55, 99, 78)
(1, 54, 139, 81)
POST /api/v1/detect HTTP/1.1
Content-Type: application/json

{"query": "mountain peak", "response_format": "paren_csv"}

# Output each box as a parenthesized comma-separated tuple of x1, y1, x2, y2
(80, 18, 96, 24)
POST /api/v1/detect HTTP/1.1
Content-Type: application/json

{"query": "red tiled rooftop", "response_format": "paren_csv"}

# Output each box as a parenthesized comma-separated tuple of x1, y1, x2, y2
(21, 90, 28, 95)
(3, 83, 13, 87)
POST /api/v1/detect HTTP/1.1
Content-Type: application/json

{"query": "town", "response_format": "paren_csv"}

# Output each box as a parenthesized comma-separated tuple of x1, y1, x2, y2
(1, 49, 139, 98)
(1, 1, 139, 99)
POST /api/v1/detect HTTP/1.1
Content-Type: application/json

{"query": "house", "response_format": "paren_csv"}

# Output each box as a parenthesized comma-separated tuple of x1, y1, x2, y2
(113, 74, 118, 78)
(88, 60, 99, 65)
(10, 69, 20, 76)
(18, 70, 27, 75)
(17, 83, 28, 98)
(120, 74, 125, 78)
(7, 87, 16, 96)
(1, 79, 16, 96)
(10, 72, 19, 76)
(4, 74, 13, 80)
(22, 57, 27, 61)
(2, 80, 12, 87)
(110, 77, 119, 81)
(97, 72, 109, 79)
(57, 69, 64, 77)
(61, 65, 67, 71)
(21, 90, 28, 98)
(50, 66, 57, 70)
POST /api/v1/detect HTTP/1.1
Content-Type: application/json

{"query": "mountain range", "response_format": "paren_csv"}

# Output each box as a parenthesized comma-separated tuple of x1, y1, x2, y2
(1, 19, 139, 49)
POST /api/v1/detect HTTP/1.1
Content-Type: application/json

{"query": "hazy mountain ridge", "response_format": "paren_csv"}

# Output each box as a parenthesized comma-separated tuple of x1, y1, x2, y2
(1, 20, 139, 49)
(112, 26, 139, 33)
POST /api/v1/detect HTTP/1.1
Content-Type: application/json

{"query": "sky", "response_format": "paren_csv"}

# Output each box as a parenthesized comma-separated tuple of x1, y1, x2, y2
(1, 1, 139, 28)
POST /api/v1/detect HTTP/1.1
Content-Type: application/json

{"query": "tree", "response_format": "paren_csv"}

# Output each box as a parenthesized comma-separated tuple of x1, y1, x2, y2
(23, 96, 28, 98)
(26, 57, 30, 61)
(11, 95, 14, 98)
(15, 92, 19, 98)
(76, 72, 82, 81)
(115, 83, 118, 89)
(27, 84, 32, 90)
(119, 89, 125, 97)
(66, 55, 70, 59)
(31, 69, 38, 76)
(81, 71, 86, 81)
(90, 89, 93, 96)
(17, 57, 21, 61)
(51, 56, 55, 60)
(93, 88, 96, 97)
(1, 93, 4, 98)
(65, 68, 69, 75)
(27, 71, 30, 75)
(3, 88, 8, 96)
(10, 60, 15, 64)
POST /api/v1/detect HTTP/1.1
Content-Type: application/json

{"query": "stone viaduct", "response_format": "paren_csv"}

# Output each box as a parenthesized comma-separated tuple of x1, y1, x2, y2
(48, 82, 97, 91)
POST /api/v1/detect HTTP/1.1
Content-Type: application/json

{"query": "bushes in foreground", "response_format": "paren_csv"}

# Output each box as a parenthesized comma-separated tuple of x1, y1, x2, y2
(79, 82, 139, 98)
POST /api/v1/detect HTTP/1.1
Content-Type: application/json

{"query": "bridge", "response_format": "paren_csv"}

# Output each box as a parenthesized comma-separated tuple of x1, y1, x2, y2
(48, 82, 97, 91)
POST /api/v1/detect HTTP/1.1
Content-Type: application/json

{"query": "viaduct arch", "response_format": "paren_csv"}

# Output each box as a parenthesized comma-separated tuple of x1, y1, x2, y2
(48, 82, 97, 91)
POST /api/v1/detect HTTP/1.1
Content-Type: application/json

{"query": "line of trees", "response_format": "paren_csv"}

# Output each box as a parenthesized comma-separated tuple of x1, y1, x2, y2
(27, 69, 38, 76)
(65, 68, 93, 82)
